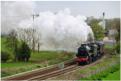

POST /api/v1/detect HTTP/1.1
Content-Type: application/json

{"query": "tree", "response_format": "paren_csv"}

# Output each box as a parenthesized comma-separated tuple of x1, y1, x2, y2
(5, 30, 18, 61)
(17, 42, 31, 62)
(112, 18, 120, 42)
(106, 18, 120, 42)
(6, 30, 17, 49)
(17, 28, 41, 52)
(17, 28, 33, 48)
(88, 19, 105, 40)
(1, 51, 10, 62)
(106, 18, 120, 54)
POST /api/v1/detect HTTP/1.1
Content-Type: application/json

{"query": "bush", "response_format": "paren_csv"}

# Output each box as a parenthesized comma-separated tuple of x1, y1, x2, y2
(104, 45, 115, 55)
(1, 51, 10, 62)
(16, 42, 31, 62)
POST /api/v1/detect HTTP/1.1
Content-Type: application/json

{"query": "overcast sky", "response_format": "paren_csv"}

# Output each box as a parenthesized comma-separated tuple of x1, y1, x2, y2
(34, 1, 120, 18)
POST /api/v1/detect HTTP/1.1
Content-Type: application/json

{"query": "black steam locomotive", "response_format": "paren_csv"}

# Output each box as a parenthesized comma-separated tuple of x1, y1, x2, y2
(76, 41, 104, 65)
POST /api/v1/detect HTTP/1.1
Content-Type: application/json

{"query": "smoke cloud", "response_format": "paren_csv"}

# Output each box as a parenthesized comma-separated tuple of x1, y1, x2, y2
(1, 1, 33, 33)
(1, 2, 94, 52)
(18, 8, 94, 51)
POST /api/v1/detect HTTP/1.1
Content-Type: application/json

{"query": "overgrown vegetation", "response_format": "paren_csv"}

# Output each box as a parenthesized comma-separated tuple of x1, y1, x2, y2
(1, 51, 74, 77)
(106, 18, 120, 35)
(1, 31, 31, 62)
(102, 70, 120, 80)
(88, 19, 105, 40)
(81, 62, 120, 80)
(105, 18, 120, 55)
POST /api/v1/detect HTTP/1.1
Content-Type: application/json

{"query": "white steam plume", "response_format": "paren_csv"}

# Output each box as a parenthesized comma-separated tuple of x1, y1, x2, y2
(1, 1, 33, 34)
(1, 2, 94, 52)
(18, 8, 94, 52)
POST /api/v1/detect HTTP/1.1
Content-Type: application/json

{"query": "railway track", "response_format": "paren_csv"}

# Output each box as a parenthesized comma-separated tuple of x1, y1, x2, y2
(30, 55, 104, 80)
(2, 59, 76, 80)
(2, 55, 104, 81)
(29, 64, 78, 80)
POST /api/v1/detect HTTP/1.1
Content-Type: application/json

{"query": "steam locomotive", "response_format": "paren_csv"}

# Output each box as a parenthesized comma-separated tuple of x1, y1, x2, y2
(76, 41, 104, 65)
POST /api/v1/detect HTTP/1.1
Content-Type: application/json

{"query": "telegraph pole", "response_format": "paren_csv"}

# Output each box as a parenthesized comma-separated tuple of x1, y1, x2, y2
(31, 14, 39, 51)
(32, 14, 39, 23)
(103, 12, 108, 37)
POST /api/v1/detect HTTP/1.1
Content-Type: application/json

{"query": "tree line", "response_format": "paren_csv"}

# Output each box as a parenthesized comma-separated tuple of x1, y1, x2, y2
(87, 17, 120, 54)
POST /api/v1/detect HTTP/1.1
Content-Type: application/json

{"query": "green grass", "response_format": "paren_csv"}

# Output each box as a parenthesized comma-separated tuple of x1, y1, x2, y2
(102, 70, 120, 80)
(81, 63, 120, 80)
(1, 62, 40, 77)
(30, 51, 73, 62)
(1, 62, 36, 68)
(80, 55, 120, 80)
(1, 51, 74, 77)
(1, 36, 74, 77)
(104, 44, 114, 49)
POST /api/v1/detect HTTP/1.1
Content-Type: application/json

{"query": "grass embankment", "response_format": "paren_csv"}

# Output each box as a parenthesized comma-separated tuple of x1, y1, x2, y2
(1, 51, 74, 77)
(80, 44, 120, 80)
(102, 70, 120, 80)
(80, 58, 120, 80)
(1, 37, 74, 77)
